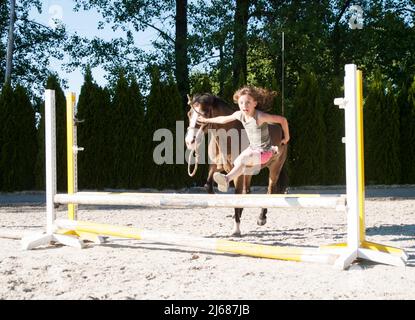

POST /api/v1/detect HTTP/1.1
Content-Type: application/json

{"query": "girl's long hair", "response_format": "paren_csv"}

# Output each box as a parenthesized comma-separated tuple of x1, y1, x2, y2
(233, 86, 278, 113)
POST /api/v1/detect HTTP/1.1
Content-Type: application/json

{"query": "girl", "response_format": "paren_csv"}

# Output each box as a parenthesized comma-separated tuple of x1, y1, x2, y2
(198, 86, 290, 192)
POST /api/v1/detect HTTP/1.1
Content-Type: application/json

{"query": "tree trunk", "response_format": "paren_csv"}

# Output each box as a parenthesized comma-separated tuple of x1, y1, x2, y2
(331, 0, 351, 77)
(232, 0, 249, 88)
(5, 0, 16, 84)
(219, 44, 225, 96)
(175, 0, 189, 110)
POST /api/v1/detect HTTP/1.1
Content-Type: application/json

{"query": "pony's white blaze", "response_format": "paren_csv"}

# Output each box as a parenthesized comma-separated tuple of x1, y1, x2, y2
(185, 108, 202, 150)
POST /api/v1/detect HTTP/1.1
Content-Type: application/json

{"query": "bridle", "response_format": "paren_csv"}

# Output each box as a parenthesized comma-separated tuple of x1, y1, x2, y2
(186, 98, 212, 177)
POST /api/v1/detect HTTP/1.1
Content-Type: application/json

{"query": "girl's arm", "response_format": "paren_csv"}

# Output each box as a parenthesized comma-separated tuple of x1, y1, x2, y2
(198, 111, 240, 125)
(260, 112, 290, 144)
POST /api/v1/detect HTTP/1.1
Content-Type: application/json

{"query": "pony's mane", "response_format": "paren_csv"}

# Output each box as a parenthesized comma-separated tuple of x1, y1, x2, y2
(192, 93, 237, 114)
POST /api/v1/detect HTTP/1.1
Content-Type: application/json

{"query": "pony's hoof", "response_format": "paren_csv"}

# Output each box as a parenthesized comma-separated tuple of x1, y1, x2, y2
(231, 230, 241, 237)
(204, 184, 214, 194)
(257, 218, 267, 226)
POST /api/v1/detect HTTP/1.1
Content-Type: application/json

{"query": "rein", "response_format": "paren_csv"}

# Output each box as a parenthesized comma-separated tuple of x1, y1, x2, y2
(187, 104, 212, 177)
(187, 124, 206, 177)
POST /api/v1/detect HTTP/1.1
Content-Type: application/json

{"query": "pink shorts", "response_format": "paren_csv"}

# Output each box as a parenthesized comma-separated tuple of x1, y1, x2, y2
(260, 150, 273, 164)
(249, 146, 274, 164)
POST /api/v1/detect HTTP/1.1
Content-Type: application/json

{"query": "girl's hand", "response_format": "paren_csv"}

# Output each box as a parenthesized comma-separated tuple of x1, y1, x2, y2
(281, 137, 290, 145)
(197, 116, 209, 124)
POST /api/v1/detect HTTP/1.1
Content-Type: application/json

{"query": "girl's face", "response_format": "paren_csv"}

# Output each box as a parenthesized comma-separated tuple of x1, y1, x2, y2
(238, 94, 257, 115)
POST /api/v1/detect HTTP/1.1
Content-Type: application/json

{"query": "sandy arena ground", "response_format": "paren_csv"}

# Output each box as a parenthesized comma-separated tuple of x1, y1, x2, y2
(0, 189, 414, 300)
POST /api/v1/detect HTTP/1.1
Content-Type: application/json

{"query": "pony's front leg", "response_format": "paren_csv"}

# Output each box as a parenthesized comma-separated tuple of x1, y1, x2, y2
(204, 164, 217, 194)
(258, 154, 286, 226)
(258, 210, 267, 226)
(232, 208, 243, 237)
(231, 175, 245, 236)
(257, 171, 276, 226)
(243, 175, 252, 194)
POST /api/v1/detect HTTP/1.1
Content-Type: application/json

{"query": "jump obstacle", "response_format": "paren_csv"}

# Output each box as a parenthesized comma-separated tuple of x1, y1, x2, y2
(21, 64, 408, 270)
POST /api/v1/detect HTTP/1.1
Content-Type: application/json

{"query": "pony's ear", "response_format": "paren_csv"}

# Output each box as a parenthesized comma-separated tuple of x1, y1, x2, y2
(187, 94, 192, 106)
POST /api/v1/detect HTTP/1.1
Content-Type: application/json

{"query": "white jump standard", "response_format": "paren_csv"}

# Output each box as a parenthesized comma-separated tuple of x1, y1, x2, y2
(22, 64, 408, 270)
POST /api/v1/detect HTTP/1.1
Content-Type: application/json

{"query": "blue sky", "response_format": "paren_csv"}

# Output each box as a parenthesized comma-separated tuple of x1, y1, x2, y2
(31, 0, 159, 97)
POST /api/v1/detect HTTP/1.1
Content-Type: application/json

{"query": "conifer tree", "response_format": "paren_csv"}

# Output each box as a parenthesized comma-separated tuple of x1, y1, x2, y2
(98, 87, 112, 188)
(191, 74, 212, 94)
(142, 67, 164, 188)
(14, 85, 37, 189)
(126, 75, 145, 189)
(289, 72, 326, 186)
(398, 75, 415, 183)
(44, 75, 67, 191)
(0, 83, 17, 191)
(34, 98, 45, 189)
(270, 76, 289, 190)
(0, 83, 37, 191)
(364, 73, 384, 184)
(76, 67, 107, 189)
(323, 77, 345, 185)
(111, 70, 132, 188)
(383, 84, 401, 184)
(143, 68, 187, 189)
(164, 75, 187, 188)
(364, 72, 401, 184)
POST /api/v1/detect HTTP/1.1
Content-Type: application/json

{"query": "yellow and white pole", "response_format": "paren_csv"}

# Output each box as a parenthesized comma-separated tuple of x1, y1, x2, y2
(356, 70, 366, 241)
(330, 64, 363, 268)
(55, 219, 339, 265)
(66, 93, 77, 220)
(331, 65, 408, 268)
(345, 64, 361, 250)
(45, 90, 57, 234)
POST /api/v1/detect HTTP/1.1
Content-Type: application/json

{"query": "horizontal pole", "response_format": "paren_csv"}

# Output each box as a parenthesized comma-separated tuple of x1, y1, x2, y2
(55, 219, 339, 264)
(54, 192, 346, 209)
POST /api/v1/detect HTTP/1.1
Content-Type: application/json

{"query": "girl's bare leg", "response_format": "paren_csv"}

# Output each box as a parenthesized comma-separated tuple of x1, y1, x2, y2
(226, 149, 261, 181)
(214, 148, 261, 192)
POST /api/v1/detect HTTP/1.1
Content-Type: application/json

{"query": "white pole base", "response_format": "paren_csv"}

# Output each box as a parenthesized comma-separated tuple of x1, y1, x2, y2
(330, 247, 407, 270)
(357, 248, 407, 267)
(333, 249, 359, 270)
(21, 232, 85, 250)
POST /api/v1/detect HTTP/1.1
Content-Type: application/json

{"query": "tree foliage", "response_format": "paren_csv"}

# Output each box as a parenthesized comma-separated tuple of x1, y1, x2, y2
(43, 75, 67, 191)
(0, 0, 67, 96)
(143, 67, 186, 188)
(2, 1, 415, 190)
(398, 75, 415, 184)
(76, 67, 110, 189)
(0, 83, 37, 191)
(289, 71, 327, 186)
(364, 71, 401, 184)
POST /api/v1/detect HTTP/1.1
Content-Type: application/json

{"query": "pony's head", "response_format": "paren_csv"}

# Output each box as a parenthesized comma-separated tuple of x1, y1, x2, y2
(185, 93, 215, 150)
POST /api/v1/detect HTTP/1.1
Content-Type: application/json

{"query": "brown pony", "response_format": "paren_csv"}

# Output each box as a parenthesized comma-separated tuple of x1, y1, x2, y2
(185, 93, 288, 236)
